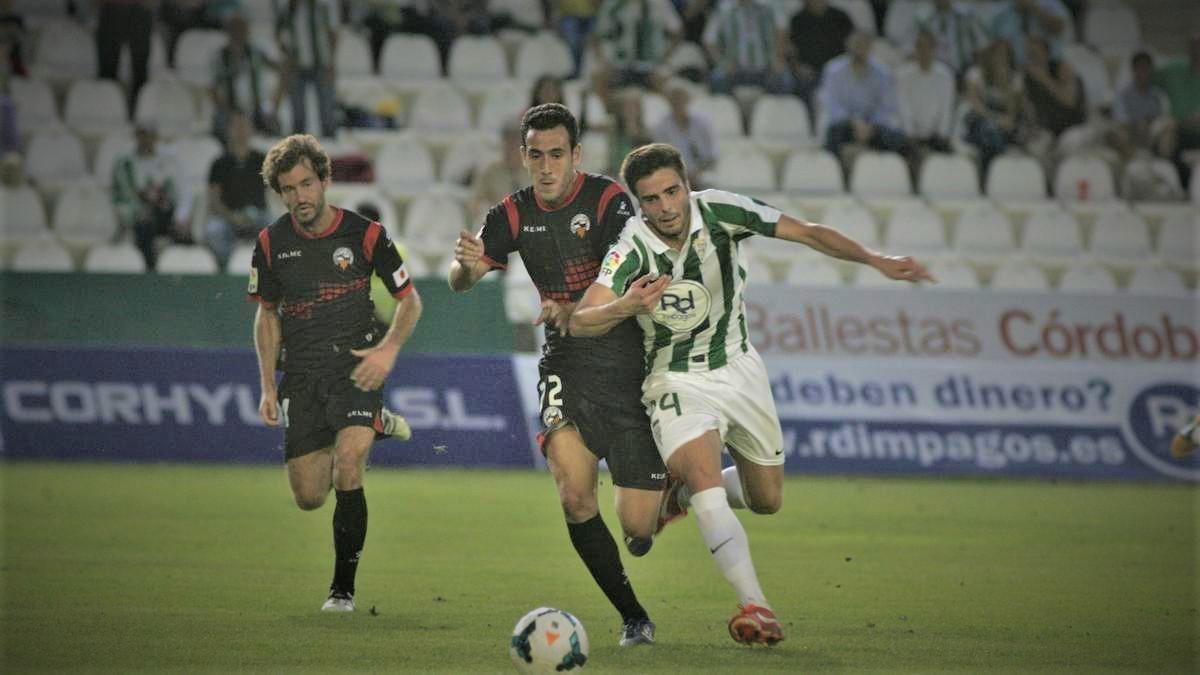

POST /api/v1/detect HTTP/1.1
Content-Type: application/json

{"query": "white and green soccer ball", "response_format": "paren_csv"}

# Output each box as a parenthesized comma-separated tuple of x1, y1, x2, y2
(509, 607, 589, 673)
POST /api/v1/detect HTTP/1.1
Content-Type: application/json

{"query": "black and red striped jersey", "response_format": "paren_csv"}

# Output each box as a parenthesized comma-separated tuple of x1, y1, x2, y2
(479, 171, 645, 388)
(247, 207, 414, 372)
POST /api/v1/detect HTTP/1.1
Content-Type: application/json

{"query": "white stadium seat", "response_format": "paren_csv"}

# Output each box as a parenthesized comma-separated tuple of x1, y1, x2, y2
(1062, 43, 1113, 110)
(92, 131, 136, 188)
(919, 154, 981, 201)
(850, 151, 911, 198)
(442, 132, 500, 186)
(781, 150, 843, 195)
(404, 193, 468, 261)
(30, 18, 96, 85)
(134, 76, 200, 139)
(824, 200, 880, 248)
(491, 0, 545, 28)
(447, 35, 510, 88)
(695, 94, 745, 140)
(986, 155, 1046, 201)
(1088, 209, 1151, 261)
(953, 202, 1017, 260)
(1022, 208, 1084, 259)
(1126, 264, 1186, 294)
(380, 34, 443, 85)
(224, 242, 255, 276)
(173, 29, 227, 87)
(156, 244, 219, 274)
(53, 182, 120, 250)
(832, 0, 878, 34)
(336, 29, 376, 80)
(1054, 155, 1116, 202)
(407, 84, 473, 134)
(750, 95, 814, 148)
(1083, 5, 1141, 57)
(25, 129, 89, 192)
(83, 242, 148, 273)
(513, 32, 574, 81)
(1155, 212, 1199, 270)
(989, 259, 1049, 291)
(886, 202, 948, 256)
(926, 257, 981, 290)
(10, 239, 74, 272)
(784, 257, 844, 287)
(1058, 260, 1117, 292)
(0, 185, 51, 247)
(374, 136, 437, 200)
(10, 76, 61, 138)
(712, 146, 777, 194)
(476, 83, 527, 134)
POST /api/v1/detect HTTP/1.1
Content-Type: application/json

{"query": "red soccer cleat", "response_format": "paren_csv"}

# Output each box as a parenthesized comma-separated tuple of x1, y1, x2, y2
(728, 603, 785, 645)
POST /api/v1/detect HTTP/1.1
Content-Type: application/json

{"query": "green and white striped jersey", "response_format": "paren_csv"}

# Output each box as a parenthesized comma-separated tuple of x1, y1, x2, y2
(596, 189, 782, 374)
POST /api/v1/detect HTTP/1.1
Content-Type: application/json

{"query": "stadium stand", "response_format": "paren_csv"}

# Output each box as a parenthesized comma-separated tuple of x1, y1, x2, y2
(83, 242, 148, 274)
(1022, 207, 1085, 261)
(850, 151, 912, 199)
(712, 144, 777, 194)
(1088, 208, 1152, 262)
(52, 182, 120, 255)
(990, 258, 1051, 291)
(986, 155, 1047, 203)
(29, 18, 96, 86)
(513, 32, 574, 82)
(785, 256, 845, 287)
(25, 129, 89, 196)
(925, 257, 982, 290)
(379, 34, 443, 88)
(1058, 260, 1119, 292)
(919, 153, 982, 202)
(751, 95, 815, 150)
(885, 201, 949, 257)
(156, 244, 219, 275)
(1127, 263, 1187, 293)
(10, 239, 74, 272)
(63, 79, 130, 141)
(173, 29, 227, 88)
(1054, 155, 1117, 202)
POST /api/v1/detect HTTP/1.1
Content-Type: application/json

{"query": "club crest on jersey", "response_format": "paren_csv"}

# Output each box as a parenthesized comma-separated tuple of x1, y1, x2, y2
(570, 213, 591, 239)
(652, 279, 711, 332)
(333, 246, 354, 270)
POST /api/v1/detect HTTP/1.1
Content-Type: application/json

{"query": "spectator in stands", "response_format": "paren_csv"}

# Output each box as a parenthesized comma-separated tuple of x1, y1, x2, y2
(0, 0, 27, 77)
(651, 83, 715, 188)
(786, 0, 855, 124)
(470, 121, 526, 223)
(897, 30, 956, 161)
(96, 0, 155, 115)
(0, 4, 15, 156)
(112, 121, 184, 271)
(588, 0, 683, 108)
(211, 12, 281, 142)
(988, 0, 1070, 66)
(204, 110, 269, 269)
(675, 0, 714, 45)
(607, 88, 653, 175)
(703, 0, 792, 95)
(1113, 51, 1174, 161)
(529, 74, 566, 108)
(554, 0, 601, 79)
(819, 30, 908, 165)
(963, 39, 1027, 187)
(276, 0, 339, 138)
(912, 0, 988, 79)
(1022, 35, 1088, 163)
(1154, 32, 1200, 185)
(160, 0, 232, 67)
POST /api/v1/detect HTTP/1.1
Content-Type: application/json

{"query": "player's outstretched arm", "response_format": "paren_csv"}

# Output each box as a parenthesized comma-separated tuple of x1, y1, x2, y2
(570, 273, 671, 337)
(349, 289, 423, 392)
(448, 229, 492, 292)
(773, 214, 936, 284)
(253, 304, 283, 426)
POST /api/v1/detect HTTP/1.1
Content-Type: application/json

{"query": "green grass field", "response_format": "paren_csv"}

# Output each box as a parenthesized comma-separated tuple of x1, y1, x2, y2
(1, 462, 1196, 673)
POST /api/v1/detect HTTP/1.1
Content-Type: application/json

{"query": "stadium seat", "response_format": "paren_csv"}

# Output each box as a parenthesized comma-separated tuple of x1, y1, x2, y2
(326, 184, 401, 238)
(919, 154, 981, 201)
(380, 34, 442, 85)
(784, 256, 844, 287)
(667, 40, 709, 74)
(1062, 43, 1113, 111)
(407, 84, 473, 134)
(513, 32, 574, 82)
(1022, 207, 1084, 260)
(886, 202, 948, 257)
(953, 202, 1017, 260)
(1054, 155, 1116, 202)
(640, 90, 670, 132)
(404, 193, 468, 262)
(1126, 263, 1186, 293)
(695, 93, 745, 141)
(156, 244, 219, 274)
(1088, 208, 1151, 262)
(750, 95, 814, 149)
(24, 129, 89, 193)
(10, 76, 61, 139)
(173, 28, 227, 87)
(491, 0, 545, 28)
(374, 136, 437, 202)
(579, 130, 610, 175)
(985, 154, 1046, 201)
(851, 264, 915, 289)
(30, 18, 96, 85)
(712, 146, 777, 194)
(447, 35, 510, 90)
(925, 257, 981, 290)
(335, 29, 376, 81)
(1083, 5, 1141, 58)
(989, 259, 1049, 291)
(476, 83, 527, 134)
(83, 242, 148, 273)
(134, 76, 200, 139)
(824, 200, 880, 248)
(64, 77, 131, 138)
(166, 135, 224, 198)
(92, 131, 136, 188)
(850, 151, 911, 198)
(52, 181, 119, 251)
(0, 185, 52, 249)
(780, 149, 844, 195)
(1155, 212, 1199, 270)
(1058, 260, 1118, 292)
(9, 239, 75, 272)
(883, 0, 923, 49)
(442, 132, 500, 186)
(223, 242, 255, 276)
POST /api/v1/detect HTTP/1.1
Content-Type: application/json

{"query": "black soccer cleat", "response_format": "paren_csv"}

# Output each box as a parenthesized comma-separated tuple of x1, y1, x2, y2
(619, 618, 656, 647)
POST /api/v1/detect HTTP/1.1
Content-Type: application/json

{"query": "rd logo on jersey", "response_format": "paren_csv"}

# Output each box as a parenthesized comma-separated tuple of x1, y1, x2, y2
(333, 246, 354, 270)
(570, 213, 591, 239)
(652, 279, 711, 332)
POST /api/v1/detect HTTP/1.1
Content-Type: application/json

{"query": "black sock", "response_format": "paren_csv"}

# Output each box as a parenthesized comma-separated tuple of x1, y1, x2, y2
(332, 487, 367, 595)
(567, 514, 648, 623)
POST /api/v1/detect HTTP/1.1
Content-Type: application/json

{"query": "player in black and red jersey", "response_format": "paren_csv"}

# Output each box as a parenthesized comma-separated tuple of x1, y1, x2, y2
(448, 104, 666, 647)
(249, 134, 423, 613)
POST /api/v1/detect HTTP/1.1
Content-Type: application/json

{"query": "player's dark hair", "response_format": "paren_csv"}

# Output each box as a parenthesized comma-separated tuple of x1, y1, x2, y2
(620, 143, 688, 196)
(520, 103, 578, 149)
(261, 134, 331, 194)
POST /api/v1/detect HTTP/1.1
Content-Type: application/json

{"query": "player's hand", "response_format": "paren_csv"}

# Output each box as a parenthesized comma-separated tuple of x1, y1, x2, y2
(349, 344, 398, 392)
(872, 255, 935, 284)
(533, 299, 573, 334)
(622, 272, 671, 314)
(453, 229, 484, 267)
(259, 391, 281, 427)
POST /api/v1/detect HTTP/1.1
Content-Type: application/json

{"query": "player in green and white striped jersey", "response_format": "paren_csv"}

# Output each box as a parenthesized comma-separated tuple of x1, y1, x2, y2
(571, 143, 933, 645)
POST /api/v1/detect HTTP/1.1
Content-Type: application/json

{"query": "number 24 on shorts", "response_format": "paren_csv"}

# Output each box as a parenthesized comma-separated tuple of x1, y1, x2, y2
(649, 392, 682, 416)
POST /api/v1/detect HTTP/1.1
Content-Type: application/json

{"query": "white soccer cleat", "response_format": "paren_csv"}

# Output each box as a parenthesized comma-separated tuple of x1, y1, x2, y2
(380, 408, 412, 441)
(321, 591, 355, 613)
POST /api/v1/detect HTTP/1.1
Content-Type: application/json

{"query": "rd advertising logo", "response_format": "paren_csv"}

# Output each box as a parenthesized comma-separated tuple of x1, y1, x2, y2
(1124, 382, 1199, 481)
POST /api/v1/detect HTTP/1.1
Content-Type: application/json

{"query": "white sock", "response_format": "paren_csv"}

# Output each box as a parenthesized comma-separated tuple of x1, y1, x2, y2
(721, 466, 747, 510)
(690, 487, 769, 608)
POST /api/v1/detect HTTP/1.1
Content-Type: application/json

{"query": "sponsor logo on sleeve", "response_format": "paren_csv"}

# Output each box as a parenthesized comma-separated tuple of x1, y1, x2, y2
(600, 250, 622, 277)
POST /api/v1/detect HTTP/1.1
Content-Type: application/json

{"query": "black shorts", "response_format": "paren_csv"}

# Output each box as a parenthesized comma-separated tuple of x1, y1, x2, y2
(537, 361, 666, 490)
(278, 363, 383, 460)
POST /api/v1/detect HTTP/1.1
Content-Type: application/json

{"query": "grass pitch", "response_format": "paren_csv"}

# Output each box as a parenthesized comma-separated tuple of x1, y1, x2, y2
(1, 462, 1196, 673)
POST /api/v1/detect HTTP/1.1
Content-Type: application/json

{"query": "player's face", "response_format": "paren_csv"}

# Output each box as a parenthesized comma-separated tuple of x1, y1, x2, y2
(522, 126, 581, 206)
(277, 159, 328, 229)
(635, 168, 690, 246)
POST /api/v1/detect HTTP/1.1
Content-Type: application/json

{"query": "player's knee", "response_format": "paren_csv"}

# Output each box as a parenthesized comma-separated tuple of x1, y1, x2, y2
(748, 492, 782, 515)
(294, 491, 326, 511)
(558, 491, 598, 523)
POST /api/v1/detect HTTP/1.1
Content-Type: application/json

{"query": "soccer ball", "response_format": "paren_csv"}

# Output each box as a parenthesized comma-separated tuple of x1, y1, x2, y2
(509, 607, 589, 673)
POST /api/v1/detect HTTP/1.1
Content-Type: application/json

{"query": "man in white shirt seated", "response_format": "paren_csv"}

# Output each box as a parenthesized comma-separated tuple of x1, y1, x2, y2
(896, 29, 957, 156)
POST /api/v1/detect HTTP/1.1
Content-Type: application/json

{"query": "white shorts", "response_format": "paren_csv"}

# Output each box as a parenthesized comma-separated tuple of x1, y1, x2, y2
(642, 349, 784, 467)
